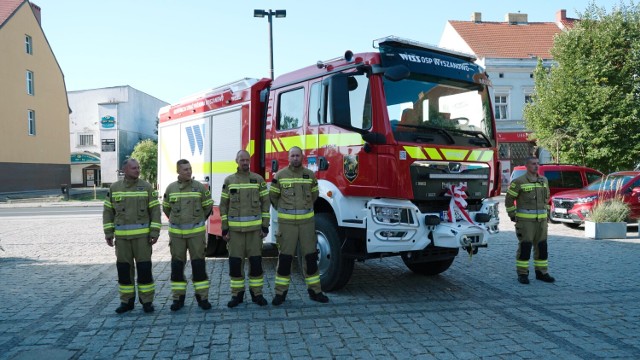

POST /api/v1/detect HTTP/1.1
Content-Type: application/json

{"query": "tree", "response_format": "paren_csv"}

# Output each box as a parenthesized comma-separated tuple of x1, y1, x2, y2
(524, 2, 640, 173)
(130, 139, 158, 186)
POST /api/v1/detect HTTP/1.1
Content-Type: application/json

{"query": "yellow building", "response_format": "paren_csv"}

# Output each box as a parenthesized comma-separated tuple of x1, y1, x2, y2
(0, 0, 70, 191)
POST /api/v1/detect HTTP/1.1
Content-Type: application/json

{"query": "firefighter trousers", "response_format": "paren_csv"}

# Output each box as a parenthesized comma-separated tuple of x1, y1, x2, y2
(115, 237, 154, 303)
(227, 230, 264, 296)
(274, 221, 322, 295)
(169, 233, 209, 300)
(514, 220, 549, 275)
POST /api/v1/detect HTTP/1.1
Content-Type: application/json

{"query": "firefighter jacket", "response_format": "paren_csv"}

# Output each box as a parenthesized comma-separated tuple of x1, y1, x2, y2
(103, 178, 161, 239)
(505, 173, 550, 222)
(270, 165, 319, 224)
(162, 179, 213, 238)
(220, 170, 270, 232)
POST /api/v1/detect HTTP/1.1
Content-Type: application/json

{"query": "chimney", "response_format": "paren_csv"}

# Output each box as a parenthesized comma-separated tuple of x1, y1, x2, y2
(505, 12, 528, 24)
(30, 3, 42, 25)
(556, 9, 567, 22)
(471, 12, 482, 23)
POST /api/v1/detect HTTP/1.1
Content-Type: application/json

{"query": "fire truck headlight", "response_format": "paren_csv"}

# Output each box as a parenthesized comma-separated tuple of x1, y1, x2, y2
(373, 206, 402, 224)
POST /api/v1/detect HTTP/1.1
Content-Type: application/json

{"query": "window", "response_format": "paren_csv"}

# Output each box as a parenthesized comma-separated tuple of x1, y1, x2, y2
(494, 94, 508, 120)
(26, 70, 34, 95)
(309, 82, 321, 126)
(586, 172, 602, 185)
(345, 74, 372, 130)
(525, 94, 533, 104)
(78, 134, 94, 146)
(277, 88, 304, 130)
(28, 110, 36, 135)
(25, 35, 32, 54)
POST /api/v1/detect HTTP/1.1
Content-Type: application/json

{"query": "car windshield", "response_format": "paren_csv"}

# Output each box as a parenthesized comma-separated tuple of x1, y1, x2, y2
(384, 76, 494, 146)
(585, 174, 634, 191)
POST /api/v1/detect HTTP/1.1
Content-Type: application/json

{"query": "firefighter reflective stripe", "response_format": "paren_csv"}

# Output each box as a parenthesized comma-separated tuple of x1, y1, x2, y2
(228, 183, 260, 190)
(516, 209, 547, 219)
(249, 277, 264, 288)
(259, 189, 269, 197)
(270, 186, 281, 194)
(520, 183, 547, 191)
(104, 223, 114, 230)
(402, 146, 495, 162)
(112, 191, 148, 198)
(221, 214, 228, 221)
(169, 192, 203, 199)
(507, 189, 519, 197)
(104, 200, 113, 209)
(220, 192, 229, 199)
(262, 212, 270, 219)
(278, 208, 314, 220)
(148, 199, 160, 208)
(230, 279, 245, 289)
(168, 221, 206, 235)
(305, 274, 321, 285)
(119, 284, 134, 294)
(171, 281, 187, 291)
(150, 222, 161, 230)
(202, 198, 213, 206)
(114, 223, 150, 236)
(516, 260, 529, 269)
(275, 276, 290, 286)
(534, 260, 548, 268)
(138, 283, 155, 293)
(506, 206, 516, 213)
(193, 280, 210, 291)
(228, 215, 262, 228)
(279, 178, 313, 185)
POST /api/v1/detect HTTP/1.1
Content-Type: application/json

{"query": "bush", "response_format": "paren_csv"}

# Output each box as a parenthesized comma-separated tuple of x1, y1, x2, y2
(588, 198, 630, 223)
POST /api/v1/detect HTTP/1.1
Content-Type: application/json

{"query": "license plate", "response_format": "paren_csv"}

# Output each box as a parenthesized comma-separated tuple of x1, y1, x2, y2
(555, 208, 567, 214)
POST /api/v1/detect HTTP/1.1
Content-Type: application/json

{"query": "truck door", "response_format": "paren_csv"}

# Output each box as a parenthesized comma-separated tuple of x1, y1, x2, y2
(318, 72, 377, 196)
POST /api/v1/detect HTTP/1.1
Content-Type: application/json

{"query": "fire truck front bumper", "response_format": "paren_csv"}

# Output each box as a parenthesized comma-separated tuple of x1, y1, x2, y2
(365, 198, 499, 254)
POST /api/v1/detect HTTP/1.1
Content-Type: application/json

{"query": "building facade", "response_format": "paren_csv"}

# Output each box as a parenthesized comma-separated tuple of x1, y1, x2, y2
(68, 86, 167, 187)
(439, 10, 577, 187)
(0, 0, 70, 191)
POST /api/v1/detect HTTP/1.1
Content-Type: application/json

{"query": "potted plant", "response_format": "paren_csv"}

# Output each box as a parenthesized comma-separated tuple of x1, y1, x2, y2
(584, 197, 630, 239)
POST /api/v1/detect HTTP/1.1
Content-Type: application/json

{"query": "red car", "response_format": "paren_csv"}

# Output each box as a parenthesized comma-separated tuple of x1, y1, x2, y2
(510, 164, 603, 201)
(550, 171, 640, 228)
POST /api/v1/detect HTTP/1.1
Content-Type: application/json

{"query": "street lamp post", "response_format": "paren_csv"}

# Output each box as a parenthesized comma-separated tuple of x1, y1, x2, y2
(254, 9, 286, 80)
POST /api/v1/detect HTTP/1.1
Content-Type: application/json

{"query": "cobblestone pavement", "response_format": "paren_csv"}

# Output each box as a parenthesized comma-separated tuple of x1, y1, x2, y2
(1, 197, 639, 359)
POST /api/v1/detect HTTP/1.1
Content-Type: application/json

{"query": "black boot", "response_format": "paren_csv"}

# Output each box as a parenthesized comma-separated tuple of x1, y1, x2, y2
(518, 274, 530, 284)
(271, 291, 288, 306)
(170, 295, 185, 311)
(250, 290, 268, 306)
(535, 271, 556, 283)
(195, 294, 211, 310)
(115, 298, 134, 314)
(142, 302, 155, 313)
(227, 291, 244, 308)
(308, 289, 329, 303)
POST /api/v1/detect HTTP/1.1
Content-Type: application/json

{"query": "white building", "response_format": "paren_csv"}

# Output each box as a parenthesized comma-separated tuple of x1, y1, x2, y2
(68, 86, 167, 186)
(439, 10, 578, 185)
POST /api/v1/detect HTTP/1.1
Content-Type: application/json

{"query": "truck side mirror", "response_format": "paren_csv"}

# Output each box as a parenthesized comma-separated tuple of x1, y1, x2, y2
(328, 74, 352, 129)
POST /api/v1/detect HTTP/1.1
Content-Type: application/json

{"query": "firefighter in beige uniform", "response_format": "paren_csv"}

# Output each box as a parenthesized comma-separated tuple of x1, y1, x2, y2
(103, 159, 161, 314)
(220, 150, 270, 308)
(163, 159, 213, 311)
(505, 156, 556, 284)
(270, 146, 329, 306)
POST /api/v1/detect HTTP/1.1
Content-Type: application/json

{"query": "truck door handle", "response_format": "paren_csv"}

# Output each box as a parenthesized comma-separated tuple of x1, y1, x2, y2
(318, 156, 329, 171)
(271, 159, 279, 173)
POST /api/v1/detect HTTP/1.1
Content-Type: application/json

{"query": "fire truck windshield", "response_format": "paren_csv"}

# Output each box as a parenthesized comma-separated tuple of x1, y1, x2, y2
(384, 77, 494, 147)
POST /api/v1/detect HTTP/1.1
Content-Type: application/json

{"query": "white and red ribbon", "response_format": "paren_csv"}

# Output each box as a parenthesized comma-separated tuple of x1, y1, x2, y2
(445, 183, 475, 225)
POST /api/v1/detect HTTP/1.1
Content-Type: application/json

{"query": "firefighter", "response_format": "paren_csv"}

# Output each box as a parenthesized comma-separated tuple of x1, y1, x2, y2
(163, 159, 214, 311)
(220, 150, 270, 308)
(505, 156, 556, 284)
(103, 159, 161, 313)
(270, 146, 329, 306)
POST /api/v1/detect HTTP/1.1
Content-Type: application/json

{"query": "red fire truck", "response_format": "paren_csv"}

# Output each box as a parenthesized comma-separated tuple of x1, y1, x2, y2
(158, 36, 501, 291)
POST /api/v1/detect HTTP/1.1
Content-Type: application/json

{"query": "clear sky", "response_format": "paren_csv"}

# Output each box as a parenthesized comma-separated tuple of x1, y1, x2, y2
(32, 0, 617, 105)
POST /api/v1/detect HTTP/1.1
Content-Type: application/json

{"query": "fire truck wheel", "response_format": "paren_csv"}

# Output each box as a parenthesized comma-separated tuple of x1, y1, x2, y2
(314, 213, 354, 292)
(401, 256, 455, 276)
(205, 234, 228, 258)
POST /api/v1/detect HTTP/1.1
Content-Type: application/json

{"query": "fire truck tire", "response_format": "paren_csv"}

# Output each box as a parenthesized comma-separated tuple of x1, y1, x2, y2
(314, 213, 354, 292)
(401, 256, 455, 276)
(205, 234, 228, 258)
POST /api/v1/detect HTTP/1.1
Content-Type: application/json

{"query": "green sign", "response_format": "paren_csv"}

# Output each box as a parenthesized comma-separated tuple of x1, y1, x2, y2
(71, 153, 100, 163)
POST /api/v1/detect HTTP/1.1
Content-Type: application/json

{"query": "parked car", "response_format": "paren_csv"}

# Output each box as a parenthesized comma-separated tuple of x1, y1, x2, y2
(550, 171, 640, 228)
(509, 164, 603, 201)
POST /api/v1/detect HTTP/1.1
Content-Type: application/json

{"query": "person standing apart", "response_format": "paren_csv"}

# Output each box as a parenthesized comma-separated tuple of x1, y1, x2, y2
(220, 150, 270, 308)
(270, 146, 329, 306)
(505, 156, 556, 284)
(163, 159, 213, 311)
(103, 159, 161, 313)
